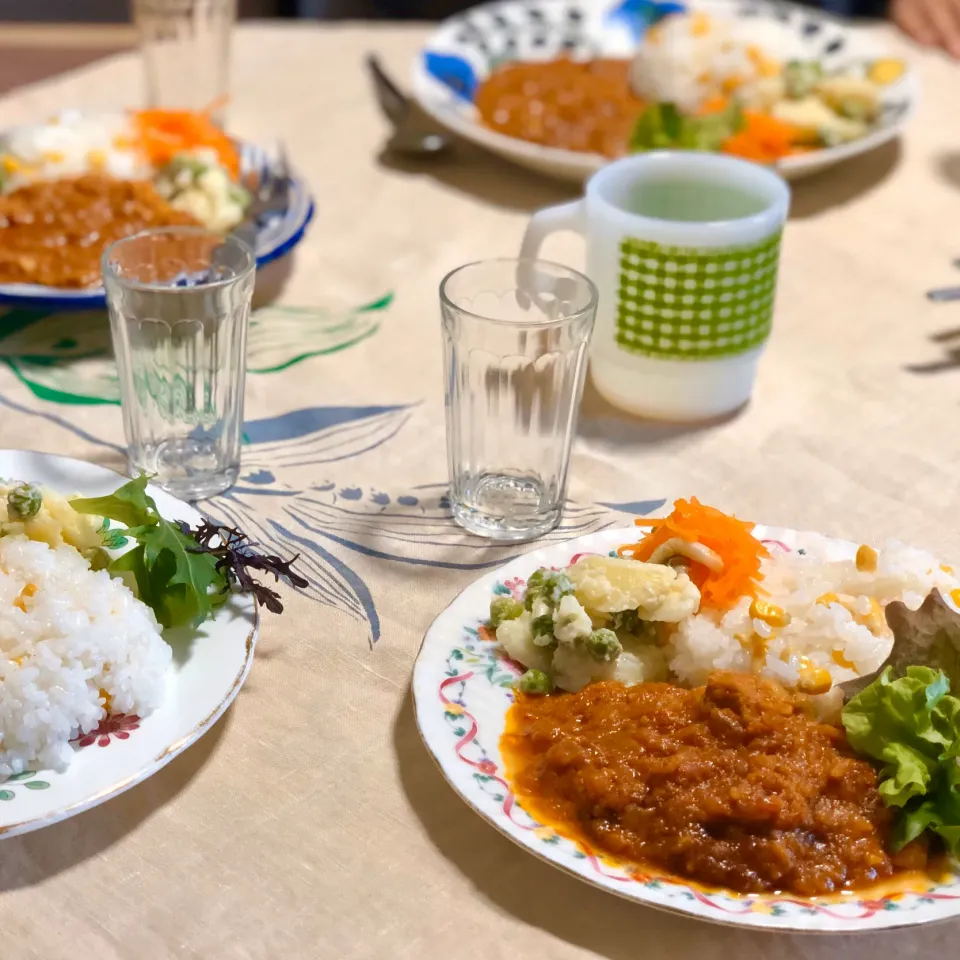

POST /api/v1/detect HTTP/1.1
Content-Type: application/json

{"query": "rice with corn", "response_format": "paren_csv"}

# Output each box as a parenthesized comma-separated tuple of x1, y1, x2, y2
(628, 11, 807, 113)
(667, 537, 958, 712)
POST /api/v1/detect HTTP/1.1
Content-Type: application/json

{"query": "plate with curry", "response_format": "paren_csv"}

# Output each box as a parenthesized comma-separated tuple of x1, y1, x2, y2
(412, 499, 960, 931)
(0, 109, 314, 309)
(411, 0, 916, 183)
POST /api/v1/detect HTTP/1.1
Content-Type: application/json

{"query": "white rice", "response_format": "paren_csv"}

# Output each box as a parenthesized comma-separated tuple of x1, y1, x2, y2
(0, 537, 170, 777)
(628, 12, 806, 113)
(0, 111, 151, 193)
(667, 538, 959, 705)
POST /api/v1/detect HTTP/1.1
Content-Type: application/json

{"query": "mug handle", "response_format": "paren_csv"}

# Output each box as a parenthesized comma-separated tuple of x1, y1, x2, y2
(518, 200, 587, 262)
(516, 200, 588, 314)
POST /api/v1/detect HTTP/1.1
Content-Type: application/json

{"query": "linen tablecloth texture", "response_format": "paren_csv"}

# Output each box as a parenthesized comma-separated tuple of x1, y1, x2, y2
(0, 21, 959, 960)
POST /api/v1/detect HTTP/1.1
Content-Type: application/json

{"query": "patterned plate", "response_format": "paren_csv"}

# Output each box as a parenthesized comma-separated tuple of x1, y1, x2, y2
(0, 127, 315, 310)
(412, 525, 960, 931)
(412, 0, 917, 183)
(0, 450, 258, 838)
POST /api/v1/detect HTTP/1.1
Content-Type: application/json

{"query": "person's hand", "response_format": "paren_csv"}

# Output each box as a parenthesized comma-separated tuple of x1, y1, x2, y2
(890, 0, 960, 58)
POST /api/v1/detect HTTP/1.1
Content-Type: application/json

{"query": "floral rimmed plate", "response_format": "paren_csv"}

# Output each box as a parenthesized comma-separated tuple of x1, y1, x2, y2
(412, 525, 960, 932)
(412, 0, 918, 183)
(0, 450, 257, 839)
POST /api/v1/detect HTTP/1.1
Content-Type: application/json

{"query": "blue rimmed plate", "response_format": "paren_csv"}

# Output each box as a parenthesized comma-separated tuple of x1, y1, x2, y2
(0, 129, 314, 311)
(411, 0, 918, 183)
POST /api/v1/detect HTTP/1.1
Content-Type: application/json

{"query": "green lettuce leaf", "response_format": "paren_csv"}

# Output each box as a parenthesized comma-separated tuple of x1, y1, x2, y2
(70, 474, 157, 529)
(893, 759, 960, 855)
(629, 101, 745, 154)
(140, 518, 224, 628)
(843, 666, 960, 852)
(72, 474, 228, 629)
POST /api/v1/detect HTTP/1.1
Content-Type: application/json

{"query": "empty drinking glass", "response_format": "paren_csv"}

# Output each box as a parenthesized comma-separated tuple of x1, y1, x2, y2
(441, 258, 598, 541)
(103, 227, 255, 501)
(134, 0, 236, 123)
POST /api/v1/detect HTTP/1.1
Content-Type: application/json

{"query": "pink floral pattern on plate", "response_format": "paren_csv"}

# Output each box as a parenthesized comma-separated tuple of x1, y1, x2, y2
(73, 714, 141, 749)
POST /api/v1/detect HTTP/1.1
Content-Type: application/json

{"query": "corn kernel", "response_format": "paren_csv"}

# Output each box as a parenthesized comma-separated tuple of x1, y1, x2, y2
(867, 59, 905, 86)
(855, 544, 878, 573)
(749, 598, 791, 627)
(86, 149, 107, 170)
(690, 12, 711, 35)
(721, 74, 745, 95)
(832, 649, 856, 670)
(798, 664, 833, 695)
(13, 583, 36, 612)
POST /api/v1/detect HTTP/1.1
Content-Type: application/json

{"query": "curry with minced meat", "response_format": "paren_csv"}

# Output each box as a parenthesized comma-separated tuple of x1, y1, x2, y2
(502, 671, 930, 896)
(0, 174, 199, 289)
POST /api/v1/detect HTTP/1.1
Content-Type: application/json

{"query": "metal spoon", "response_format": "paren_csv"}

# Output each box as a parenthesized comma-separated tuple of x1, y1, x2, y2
(365, 54, 451, 156)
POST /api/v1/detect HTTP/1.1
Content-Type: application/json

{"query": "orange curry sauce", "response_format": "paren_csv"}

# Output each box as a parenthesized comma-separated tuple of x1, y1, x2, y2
(501, 671, 941, 898)
(474, 58, 644, 158)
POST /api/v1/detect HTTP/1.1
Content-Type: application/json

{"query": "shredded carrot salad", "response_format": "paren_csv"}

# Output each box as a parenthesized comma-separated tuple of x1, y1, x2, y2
(721, 111, 801, 164)
(618, 498, 768, 610)
(131, 106, 240, 179)
(698, 97, 805, 163)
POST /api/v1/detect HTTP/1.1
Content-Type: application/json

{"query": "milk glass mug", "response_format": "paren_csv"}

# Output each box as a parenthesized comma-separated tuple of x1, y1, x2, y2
(520, 152, 790, 421)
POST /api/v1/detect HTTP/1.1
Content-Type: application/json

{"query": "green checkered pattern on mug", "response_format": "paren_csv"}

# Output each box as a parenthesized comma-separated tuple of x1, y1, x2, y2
(615, 231, 782, 361)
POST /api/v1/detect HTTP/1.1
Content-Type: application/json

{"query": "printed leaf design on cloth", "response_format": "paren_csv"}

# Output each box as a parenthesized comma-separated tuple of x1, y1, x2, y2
(0, 296, 391, 406)
(0, 309, 118, 405)
(245, 294, 390, 374)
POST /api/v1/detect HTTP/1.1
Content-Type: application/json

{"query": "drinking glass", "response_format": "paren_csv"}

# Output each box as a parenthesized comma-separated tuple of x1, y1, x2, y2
(133, 0, 236, 123)
(440, 259, 598, 542)
(103, 227, 255, 501)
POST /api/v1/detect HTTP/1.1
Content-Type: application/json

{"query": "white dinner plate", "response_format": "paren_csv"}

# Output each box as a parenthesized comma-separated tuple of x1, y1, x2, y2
(412, 524, 960, 932)
(412, 0, 918, 183)
(0, 450, 257, 838)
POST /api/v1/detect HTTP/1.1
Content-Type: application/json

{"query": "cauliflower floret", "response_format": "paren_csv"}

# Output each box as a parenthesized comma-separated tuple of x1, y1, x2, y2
(568, 555, 700, 621)
(816, 74, 880, 122)
(496, 612, 552, 673)
(171, 188, 214, 224)
(552, 639, 669, 692)
(530, 598, 551, 620)
(552, 594, 593, 644)
(771, 96, 867, 145)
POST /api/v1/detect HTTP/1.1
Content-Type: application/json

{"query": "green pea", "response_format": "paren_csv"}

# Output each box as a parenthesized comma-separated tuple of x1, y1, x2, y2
(516, 669, 552, 695)
(609, 609, 641, 634)
(7, 482, 42, 521)
(585, 628, 622, 663)
(489, 596, 523, 628)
